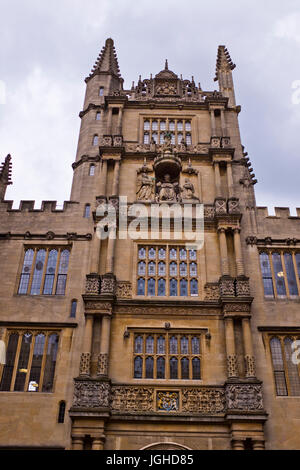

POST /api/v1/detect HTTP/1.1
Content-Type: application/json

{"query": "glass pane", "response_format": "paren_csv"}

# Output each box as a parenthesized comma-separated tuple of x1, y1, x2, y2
(185, 121, 191, 131)
(170, 278, 177, 296)
(180, 262, 187, 276)
(186, 134, 192, 145)
(138, 247, 146, 259)
(157, 278, 166, 296)
(0, 333, 19, 391)
(18, 249, 34, 294)
(190, 262, 197, 276)
(158, 262, 165, 276)
(170, 248, 177, 260)
(160, 133, 164, 144)
(137, 278, 145, 295)
(270, 337, 288, 396)
(171, 133, 175, 144)
(181, 336, 189, 354)
(169, 336, 178, 354)
(96, 112, 101, 121)
(170, 357, 178, 379)
(93, 135, 98, 146)
(284, 254, 298, 296)
(272, 253, 286, 296)
(144, 120, 150, 130)
(30, 250, 46, 295)
(181, 357, 189, 379)
(192, 357, 201, 379)
(160, 120, 166, 130)
(70, 300, 77, 318)
(177, 133, 183, 144)
(43, 250, 58, 295)
(89, 164, 95, 175)
(190, 278, 198, 296)
(148, 262, 156, 276)
(145, 357, 154, 378)
(157, 357, 165, 379)
(260, 253, 272, 276)
(146, 336, 154, 354)
(147, 278, 155, 296)
(158, 248, 166, 259)
(284, 338, 300, 396)
(148, 248, 156, 259)
(134, 357, 142, 378)
(169, 121, 175, 131)
(138, 261, 146, 275)
(192, 337, 200, 354)
(274, 371, 288, 396)
(157, 336, 165, 354)
(42, 334, 59, 392)
(14, 333, 32, 391)
(84, 204, 90, 218)
(180, 278, 188, 296)
(180, 248, 187, 260)
(296, 254, 300, 278)
(263, 278, 274, 297)
(58, 250, 69, 274)
(177, 121, 183, 131)
(152, 132, 158, 143)
(152, 120, 158, 130)
(189, 249, 197, 260)
(169, 262, 177, 276)
(55, 274, 67, 295)
(28, 334, 45, 391)
(143, 133, 149, 144)
(135, 336, 143, 354)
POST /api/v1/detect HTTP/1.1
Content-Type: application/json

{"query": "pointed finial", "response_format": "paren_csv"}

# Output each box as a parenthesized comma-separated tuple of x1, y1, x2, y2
(0, 154, 12, 200)
(86, 37, 122, 82)
(214, 45, 236, 81)
(165, 59, 168, 70)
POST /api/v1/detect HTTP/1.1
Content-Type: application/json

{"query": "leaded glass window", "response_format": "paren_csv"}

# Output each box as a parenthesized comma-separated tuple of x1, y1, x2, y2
(260, 251, 300, 298)
(269, 335, 300, 396)
(142, 118, 193, 146)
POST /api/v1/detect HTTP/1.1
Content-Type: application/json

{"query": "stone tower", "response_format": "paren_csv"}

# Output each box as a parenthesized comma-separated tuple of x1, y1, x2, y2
(1, 38, 300, 451)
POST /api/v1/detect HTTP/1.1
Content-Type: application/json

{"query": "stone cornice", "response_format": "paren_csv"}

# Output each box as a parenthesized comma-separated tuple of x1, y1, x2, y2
(0, 232, 92, 241)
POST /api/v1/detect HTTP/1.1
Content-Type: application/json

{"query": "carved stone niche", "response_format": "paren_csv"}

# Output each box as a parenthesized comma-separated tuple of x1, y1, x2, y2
(100, 273, 116, 295)
(228, 197, 240, 214)
(225, 382, 264, 412)
(72, 378, 111, 409)
(85, 273, 101, 294)
(215, 198, 227, 215)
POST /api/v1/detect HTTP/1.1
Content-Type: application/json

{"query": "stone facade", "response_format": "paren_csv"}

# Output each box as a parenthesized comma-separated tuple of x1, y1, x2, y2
(0, 38, 299, 451)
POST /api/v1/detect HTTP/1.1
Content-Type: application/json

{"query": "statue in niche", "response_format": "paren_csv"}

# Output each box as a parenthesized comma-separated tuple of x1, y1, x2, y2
(156, 174, 179, 202)
(136, 171, 154, 201)
(181, 178, 196, 200)
(160, 131, 172, 152)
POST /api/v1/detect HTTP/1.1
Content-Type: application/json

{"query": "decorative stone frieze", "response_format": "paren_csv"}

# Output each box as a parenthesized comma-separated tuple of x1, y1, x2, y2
(204, 283, 220, 301)
(100, 273, 116, 295)
(235, 276, 251, 297)
(215, 198, 227, 215)
(72, 379, 110, 409)
(225, 383, 264, 411)
(111, 386, 154, 412)
(85, 273, 101, 294)
(181, 387, 226, 414)
(116, 281, 132, 299)
(97, 353, 109, 376)
(219, 276, 235, 297)
(228, 197, 240, 214)
(245, 355, 256, 378)
(226, 354, 238, 378)
(79, 352, 91, 376)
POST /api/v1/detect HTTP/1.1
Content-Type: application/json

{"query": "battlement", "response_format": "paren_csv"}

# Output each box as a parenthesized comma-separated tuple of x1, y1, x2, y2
(0, 200, 79, 212)
(256, 206, 300, 219)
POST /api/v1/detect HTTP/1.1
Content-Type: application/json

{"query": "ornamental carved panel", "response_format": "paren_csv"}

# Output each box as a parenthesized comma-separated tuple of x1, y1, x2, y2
(116, 281, 132, 299)
(235, 278, 251, 297)
(204, 283, 220, 301)
(111, 386, 154, 412)
(219, 277, 235, 297)
(73, 380, 110, 408)
(225, 383, 264, 411)
(85, 274, 101, 294)
(181, 387, 226, 414)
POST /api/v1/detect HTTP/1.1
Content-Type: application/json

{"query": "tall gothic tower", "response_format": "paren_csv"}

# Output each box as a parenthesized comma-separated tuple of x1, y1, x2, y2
(1, 38, 300, 451)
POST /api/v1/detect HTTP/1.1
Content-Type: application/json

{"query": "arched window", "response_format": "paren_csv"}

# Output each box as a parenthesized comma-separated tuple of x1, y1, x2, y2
(143, 132, 149, 144)
(43, 249, 58, 295)
(134, 357, 142, 378)
(144, 120, 150, 130)
(42, 333, 59, 392)
(284, 253, 298, 296)
(192, 357, 201, 379)
(138, 247, 146, 259)
(190, 279, 198, 296)
(92, 135, 99, 146)
(181, 357, 189, 379)
(157, 278, 166, 296)
(180, 336, 189, 354)
(148, 262, 156, 276)
(28, 333, 46, 391)
(169, 336, 178, 354)
(134, 336, 143, 354)
(152, 120, 158, 131)
(179, 248, 187, 260)
(84, 204, 90, 218)
(186, 133, 192, 145)
(190, 262, 197, 277)
(180, 278, 188, 296)
(55, 250, 70, 295)
(158, 262, 165, 276)
(70, 299, 77, 318)
(179, 262, 187, 276)
(157, 357, 165, 379)
(169, 262, 177, 276)
(160, 120, 166, 131)
(284, 337, 300, 395)
(138, 261, 146, 276)
(170, 278, 177, 296)
(96, 112, 101, 120)
(58, 401, 66, 423)
(147, 278, 155, 296)
(89, 164, 95, 176)
(158, 248, 166, 259)
(14, 333, 33, 391)
(30, 250, 46, 295)
(170, 357, 178, 379)
(137, 278, 145, 296)
(191, 337, 200, 354)
(145, 357, 154, 378)
(18, 249, 34, 294)
(169, 121, 175, 131)
(270, 337, 287, 396)
(272, 253, 286, 296)
(185, 121, 191, 131)
(99, 87, 104, 96)
(146, 336, 154, 354)
(259, 252, 274, 297)
(157, 336, 165, 354)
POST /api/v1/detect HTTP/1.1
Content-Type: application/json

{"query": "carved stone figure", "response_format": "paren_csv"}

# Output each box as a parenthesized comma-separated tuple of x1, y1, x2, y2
(136, 172, 154, 201)
(156, 174, 179, 202)
(181, 178, 196, 200)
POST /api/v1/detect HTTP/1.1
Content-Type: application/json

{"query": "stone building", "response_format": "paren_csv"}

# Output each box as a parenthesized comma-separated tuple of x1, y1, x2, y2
(0, 37, 299, 450)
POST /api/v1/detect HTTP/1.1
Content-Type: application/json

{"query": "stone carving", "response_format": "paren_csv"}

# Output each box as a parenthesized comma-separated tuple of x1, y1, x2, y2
(116, 281, 132, 299)
(245, 355, 256, 378)
(204, 205, 215, 219)
(181, 178, 197, 200)
(136, 172, 154, 201)
(73, 380, 110, 408)
(211, 137, 221, 148)
(101, 135, 113, 147)
(157, 391, 179, 411)
(219, 277, 235, 297)
(221, 137, 231, 148)
(204, 283, 220, 301)
(156, 174, 180, 202)
(181, 388, 226, 414)
(227, 354, 238, 378)
(113, 135, 123, 147)
(97, 353, 109, 376)
(215, 198, 227, 215)
(226, 383, 264, 411)
(223, 303, 251, 313)
(246, 236, 257, 246)
(101, 274, 116, 295)
(79, 352, 91, 376)
(228, 198, 240, 214)
(85, 274, 101, 294)
(111, 386, 154, 412)
(155, 81, 177, 95)
(235, 277, 251, 297)
(85, 301, 112, 314)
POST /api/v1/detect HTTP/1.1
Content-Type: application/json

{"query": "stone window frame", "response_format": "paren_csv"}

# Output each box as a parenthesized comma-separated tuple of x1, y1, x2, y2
(0, 328, 60, 393)
(132, 329, 202, 381)
(259, 249, 300, 299)
(265, 332, 300, 397)
(141, 116, 193, 146)
(17, 246, 71, 297)
(135, 244, 199, 298)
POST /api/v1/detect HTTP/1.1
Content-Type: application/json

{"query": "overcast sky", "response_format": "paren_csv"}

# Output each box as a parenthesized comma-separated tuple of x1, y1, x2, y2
(1, 0, 300, 213)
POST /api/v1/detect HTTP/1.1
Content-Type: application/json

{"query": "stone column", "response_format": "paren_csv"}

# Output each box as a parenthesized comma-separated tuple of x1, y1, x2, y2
(92, 436, 105, 450)
(111, 160, 120, 196)
(117, 107, 123, 135)
(214, 162, 222, 198)
(233, 228, 245, 276)
(79, 314, 94, 376)
(72, 435, 84, 450)
(99, 159, 108, 196)
(242, 317, 256, 378)
(210, 109, 216, 136)
(106, 107, 113, 134)
(252, 440, 265, 450)
(225, 317, 238, 378)
(220, 109, 227, 136)
(226, 162, 234, 198)
(90, 229, 101, 274)
(98, 315, 111, 376)
(218, 228, 230, 276)
(232, 440, 244, 450)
